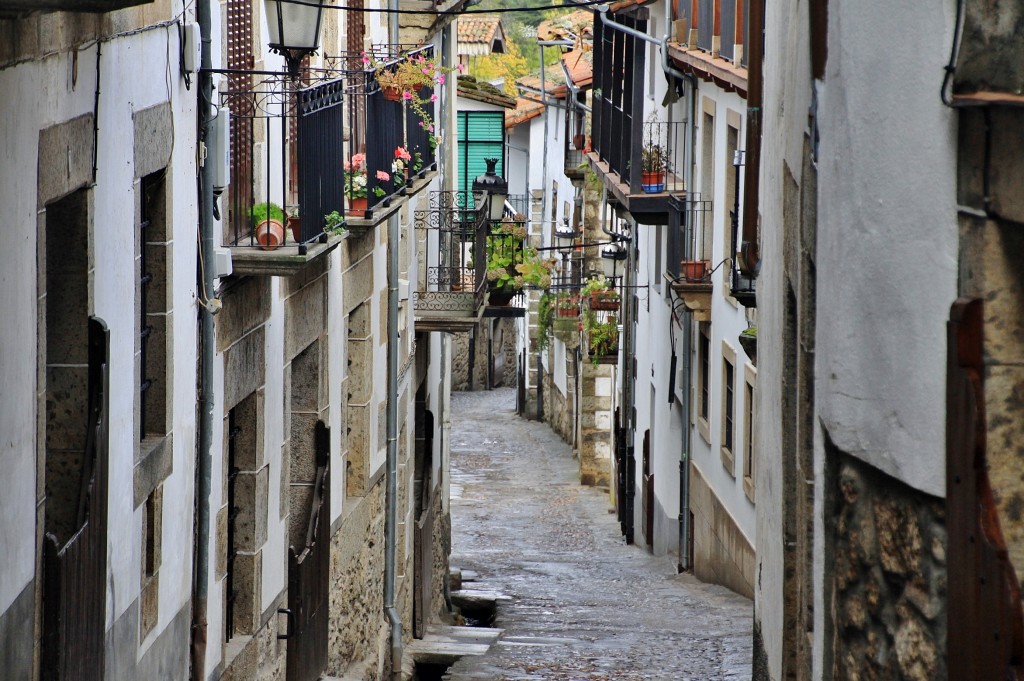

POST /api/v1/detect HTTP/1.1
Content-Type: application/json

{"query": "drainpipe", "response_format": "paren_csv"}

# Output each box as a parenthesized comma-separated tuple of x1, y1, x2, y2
(677, 306, 693, 571)
(385, 4, 403, 681)
(192, 0, 215, 678)
(739, 0, 762, 277)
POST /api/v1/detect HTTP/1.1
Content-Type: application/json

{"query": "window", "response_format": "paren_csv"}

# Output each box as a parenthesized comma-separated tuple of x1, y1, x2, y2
(697, 323, 711, 443)
(721, 341, 737, 475)
(139, 171, 169, 444)
(457, 111, 505, 199)
(724, 118, 740, 297)
(743, 363, 756, 501)
(700, 102, 715, 262)
(140, 486, 162, 638)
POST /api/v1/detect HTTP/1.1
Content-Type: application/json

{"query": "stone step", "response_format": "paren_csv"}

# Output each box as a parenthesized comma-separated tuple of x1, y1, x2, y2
(405, 624, 503, 666)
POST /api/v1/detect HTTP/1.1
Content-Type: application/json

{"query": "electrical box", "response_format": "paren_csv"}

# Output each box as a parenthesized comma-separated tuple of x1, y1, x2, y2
(181, 22, 200, 75)
(213, 247, 233, 279)
(210, 108, 230, 193)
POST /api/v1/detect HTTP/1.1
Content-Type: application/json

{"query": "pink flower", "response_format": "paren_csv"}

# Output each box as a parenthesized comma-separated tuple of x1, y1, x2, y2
(430, 93, 438, 102)
(437, 74, 445, 85)
(376, 170, 390, 181)
(456, 63, 465, 72)
(394, 147, 412, 161)
(362, 53, 370, 65)
(403, 91, 414, 100)
(428, 124, 434, 133)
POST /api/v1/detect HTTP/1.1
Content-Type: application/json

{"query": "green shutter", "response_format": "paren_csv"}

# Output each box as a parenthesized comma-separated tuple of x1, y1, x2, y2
(458, 111, 506, 201)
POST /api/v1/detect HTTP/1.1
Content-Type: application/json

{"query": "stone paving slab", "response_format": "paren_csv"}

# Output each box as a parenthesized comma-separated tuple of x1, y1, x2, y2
(443, 388, 754, 680)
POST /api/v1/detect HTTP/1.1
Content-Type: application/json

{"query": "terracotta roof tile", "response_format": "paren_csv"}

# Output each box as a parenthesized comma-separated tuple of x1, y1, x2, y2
(505, 96, 545, 128)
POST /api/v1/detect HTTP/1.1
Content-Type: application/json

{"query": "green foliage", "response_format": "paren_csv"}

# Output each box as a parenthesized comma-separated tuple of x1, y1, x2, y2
(251, 202, 284, 227)
(537, 292, 554, 351)
(741, 325, 757, 338)
(581, 276, 612, 295)
(324, 211, 346, 235)
(485, 225, 555, 293)
(583, 308, 619, 365)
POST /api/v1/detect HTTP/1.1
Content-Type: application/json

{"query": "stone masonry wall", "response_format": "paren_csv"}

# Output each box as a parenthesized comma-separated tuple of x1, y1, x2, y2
(328, 480, 387, 679)
(578, 362, 613, 487)
(541, 358, 573, 442)
(831, 453, 947, 681)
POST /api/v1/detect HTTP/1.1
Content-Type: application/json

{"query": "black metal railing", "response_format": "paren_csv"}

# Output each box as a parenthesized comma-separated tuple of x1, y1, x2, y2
(640, 118, 688, 194)
(216, 70, 345, 252)
(504, 194, 530, 220)
(592, 11, 646, 192)
(565, 101, 588, 175)
(342, 48, 438, 218)
(667, 193, 712, 281)
(414, 191, 487, 316)
(591, 12, 695, 195)
(721, 0, 736, 60)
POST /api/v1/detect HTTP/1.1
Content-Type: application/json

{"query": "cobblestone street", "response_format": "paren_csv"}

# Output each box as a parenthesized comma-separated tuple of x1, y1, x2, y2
(443, 388, 753, 681)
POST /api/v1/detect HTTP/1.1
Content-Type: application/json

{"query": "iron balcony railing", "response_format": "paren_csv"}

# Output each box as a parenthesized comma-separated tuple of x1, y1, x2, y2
(504, 194, 530, 220)
(564, 99, 588, 176)
(592, 12, 687, 195)
(339, 47, 438, 218)
(414, 191, 488, 320)
(215, 69, 346, 252)
(667, 193, 713, 282)
(697, 0, 715, 52)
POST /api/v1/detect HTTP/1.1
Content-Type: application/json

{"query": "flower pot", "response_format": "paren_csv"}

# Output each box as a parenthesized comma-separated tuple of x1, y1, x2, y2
(381, 85, 402, 101)
(488, 290, 516, 306)
(287, 215, 301, 244)
(255, 218, 285, 250)
(347, 196, 367, 216)
(589, 292, 620, 311)
(573, 134, 586, 150)
(682, 259, 707, 283)
(641, 171, 666, 193)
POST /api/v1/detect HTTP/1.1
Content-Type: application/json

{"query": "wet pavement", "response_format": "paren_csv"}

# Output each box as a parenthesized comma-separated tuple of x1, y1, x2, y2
(444, 388, 753, 681)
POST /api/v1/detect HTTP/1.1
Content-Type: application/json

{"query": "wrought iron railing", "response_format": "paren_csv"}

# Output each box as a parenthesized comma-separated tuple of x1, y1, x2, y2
(339, 47, 438, 218)
(593, 12, 686, 195)
(667, 193, 712, 281)
(504, 194, 530, 220)
(565, 102, 588, 175)
(215, 70, 346, 252)
(414, 191, 487, 317)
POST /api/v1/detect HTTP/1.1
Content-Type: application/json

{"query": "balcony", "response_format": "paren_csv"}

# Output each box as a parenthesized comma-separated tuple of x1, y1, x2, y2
(667, 0, 750, 94)
(564, 97, 589, 181)
(413, 191, 487, 333)
(336, 48, 439, 234)
(589, 11, 687, 225)
(666, 194, 714, 320)
(216, 70, 348, 277)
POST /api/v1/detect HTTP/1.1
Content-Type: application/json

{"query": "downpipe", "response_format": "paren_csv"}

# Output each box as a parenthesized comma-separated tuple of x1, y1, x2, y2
(385, 4, 403, 680)
(192, 0, 215, 678)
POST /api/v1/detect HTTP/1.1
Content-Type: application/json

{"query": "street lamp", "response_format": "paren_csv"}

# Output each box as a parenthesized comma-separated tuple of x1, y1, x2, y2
(601, 242, 627, 282)
(554, 219, 577, 249)
(265, 0, 325, 78)
(472, 158, 508, 222)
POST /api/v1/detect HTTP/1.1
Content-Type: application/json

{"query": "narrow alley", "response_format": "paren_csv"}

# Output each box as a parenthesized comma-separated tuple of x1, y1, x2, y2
(443, 388, 753, 680)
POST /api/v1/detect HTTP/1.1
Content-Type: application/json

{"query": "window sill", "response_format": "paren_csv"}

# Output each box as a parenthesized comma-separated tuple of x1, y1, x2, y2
(720, 445, 735, 477)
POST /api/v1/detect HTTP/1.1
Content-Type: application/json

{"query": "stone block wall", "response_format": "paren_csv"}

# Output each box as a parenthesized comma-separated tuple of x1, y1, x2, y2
(452, 319, 518, 392)
(328, 481, 387, 678)
(830, 453, 946, 681)
(578, 363, 613, 487)
(690, 464, 755, 598)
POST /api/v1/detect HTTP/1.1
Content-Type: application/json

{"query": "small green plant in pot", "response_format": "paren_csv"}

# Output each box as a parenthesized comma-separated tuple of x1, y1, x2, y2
(324, 210, 347, 236)
(582, 276, 620, 311)
(583, 308, 619, 365)
(251, 202, 285, 250)
(641, 143, 665, 193)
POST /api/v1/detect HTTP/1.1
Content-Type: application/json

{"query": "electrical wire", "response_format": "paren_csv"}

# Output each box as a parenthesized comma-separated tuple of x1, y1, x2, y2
(940, 0, 966, 106)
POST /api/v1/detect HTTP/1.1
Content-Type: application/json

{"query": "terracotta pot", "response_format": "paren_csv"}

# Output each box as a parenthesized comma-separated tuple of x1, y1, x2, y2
(347, 196, 368, 216)
(682, 260, 707, 283)
(287, 215, 301, 244)
(589, 292, 620, 311)
(381, 85, 401, 101)
(641, 171, 666, 193)
(255, 218, 285, 250)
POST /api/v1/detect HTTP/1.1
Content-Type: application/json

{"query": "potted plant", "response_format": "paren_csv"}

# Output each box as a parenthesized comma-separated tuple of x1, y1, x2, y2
(363, 51, 460, 149)
(286, 206, 301, 243)
(555, 294, 579, 318)
(324, 210, 347, 237)
(583, 309, 619, 364)
(251, 201, 285, 250)
(681, 259, 709, 283)
(485, 224, 554, 305)
(641, 142, 666, 193)
(582, 276, 620, 311)
(738, 325, 757, 364)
